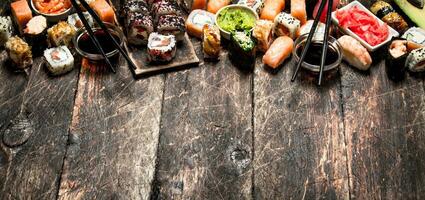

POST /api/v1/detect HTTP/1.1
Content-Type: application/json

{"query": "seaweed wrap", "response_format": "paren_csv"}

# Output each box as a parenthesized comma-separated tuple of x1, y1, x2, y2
(370, 1, 408, 33)
(386, 39, 423, 80)
(229, 31, 256, 69)
(24, 16, 48, 56)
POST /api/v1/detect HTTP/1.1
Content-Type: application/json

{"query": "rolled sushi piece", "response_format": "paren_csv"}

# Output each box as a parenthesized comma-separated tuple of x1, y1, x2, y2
(370, 1, 408, 33)
(151, 0, 182, 22)
(273, 12, 300, 39)
(68, 12, 94, 31)
(386, 39, 409, 80)
(402, 27, 425, 45)
(5, 36, 32, 69)
(229, 31, 256, 69)
(24, 15, 48, 56)
(121, 0, 150, 17)
(186, 9, 215, 38)
(44, 46, 74, 76)
(202, 24, 221, 60)
(238, 0, 264, 14)
(157, 15, 186, 41)
(0, 16, 13, 47)
(406, 47, 425, 72)
(147, 32, 177, 63)
(252, 19, 274, 52)
(11, 0, 33, 34)
(126, 12, 154, 45)
(47, 21, 76, 47)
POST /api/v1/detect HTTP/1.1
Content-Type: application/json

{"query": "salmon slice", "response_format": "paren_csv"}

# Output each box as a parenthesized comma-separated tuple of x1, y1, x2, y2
(90, 0, 115, 23)
(263, 36, 294, 69)
(260, 0, 285, 21)
(192, 0, 207, 10)
(207, 0, 231, 14)
(291, 0, 307, 25)
(11, 0, 33, 31)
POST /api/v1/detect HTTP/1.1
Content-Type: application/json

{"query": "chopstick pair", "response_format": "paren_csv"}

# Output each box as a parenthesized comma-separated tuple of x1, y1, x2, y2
(291, 0, 333, 86)
(69, 0, 137, 73)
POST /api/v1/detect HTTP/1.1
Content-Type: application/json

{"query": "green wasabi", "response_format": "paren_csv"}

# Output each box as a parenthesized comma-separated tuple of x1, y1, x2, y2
(217, 7, 256, 33)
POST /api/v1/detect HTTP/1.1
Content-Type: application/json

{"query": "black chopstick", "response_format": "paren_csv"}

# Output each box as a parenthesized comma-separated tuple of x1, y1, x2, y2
(70, 0, 116, 73)
(318, 0, 333, 85)
(77, 0, 137, 70)
(291, 0, 328, 82)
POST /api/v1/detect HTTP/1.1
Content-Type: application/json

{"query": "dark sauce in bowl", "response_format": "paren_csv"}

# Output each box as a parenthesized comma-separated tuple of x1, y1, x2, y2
(78, 30, 120, 55)
(296, 43, 339, 66)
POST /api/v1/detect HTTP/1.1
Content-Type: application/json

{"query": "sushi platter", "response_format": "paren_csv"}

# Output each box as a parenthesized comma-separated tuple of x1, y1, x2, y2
(0, 0, 424, 81)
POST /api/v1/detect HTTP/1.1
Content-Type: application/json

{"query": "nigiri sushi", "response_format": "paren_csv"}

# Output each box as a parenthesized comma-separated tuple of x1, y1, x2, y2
(47, 21, 76, 47)
(24, 15, 48, 56)
(207, 0, 231, 14)
(291, 0, 307, 25)
(5, 36, 33, 69)
(0, 16, 13, 47)
(11, 0, 33, 33)
(126, 12, 154, 45)
(186, 9, 215, 38)
(238, 0, 265, 14)
(252, 19, 274, 52)
(406, 47, 425, 72)
(260, 0, 285, 21)
(273, 12, 300, 39)
(157, 15, 186, 41)
(147, 32, 177, 63)
(229, 31, 256, 69)
(90, 0, 115, 24)
(202, 24, 221, 60)
(262, 36, 293, 69)
(192, 0, 207, 10)
(44, 46, 74, 76)
(337, 35, 372, 71)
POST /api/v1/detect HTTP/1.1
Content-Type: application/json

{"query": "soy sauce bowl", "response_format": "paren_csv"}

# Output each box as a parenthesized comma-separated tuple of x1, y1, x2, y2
(293, 33, 342, 72)
(73, 23, 124, 61)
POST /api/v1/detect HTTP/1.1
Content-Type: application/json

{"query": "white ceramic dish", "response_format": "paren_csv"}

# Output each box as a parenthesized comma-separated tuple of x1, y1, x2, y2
(215, 5, 259, 40)
(331, 0, 399, 52)
(30, 0, 72, 22)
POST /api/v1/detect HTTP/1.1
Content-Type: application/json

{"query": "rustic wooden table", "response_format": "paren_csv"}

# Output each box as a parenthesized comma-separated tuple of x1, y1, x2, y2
(1, 0, 424, 199)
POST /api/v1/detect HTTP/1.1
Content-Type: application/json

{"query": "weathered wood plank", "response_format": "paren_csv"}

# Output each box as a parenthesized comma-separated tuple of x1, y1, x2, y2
(253, 59, 349, 199)
(152, 40, 253, 199)
(0, 58, 79, 199)
(58, 60, 165, 200)
(341, 60, 425, 199)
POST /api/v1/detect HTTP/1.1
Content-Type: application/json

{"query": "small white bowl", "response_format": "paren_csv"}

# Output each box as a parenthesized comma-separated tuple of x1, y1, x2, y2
(215, 5, 259, 40)
(30, 0, 72, 22)
(331, 0, 399, 52)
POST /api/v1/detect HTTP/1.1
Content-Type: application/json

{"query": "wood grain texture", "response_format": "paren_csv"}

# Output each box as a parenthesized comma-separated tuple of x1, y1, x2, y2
(152, 40, 253, 199)
(58, 60, 165, 200)
(341, 61, 425, 199)
(253, 59, 349, 199)
(0, 58, 79, 199)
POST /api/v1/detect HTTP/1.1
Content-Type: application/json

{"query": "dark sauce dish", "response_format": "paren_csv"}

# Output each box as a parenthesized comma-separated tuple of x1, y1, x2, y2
(73, 23, 124, 61)
(293, 33, 342, 72)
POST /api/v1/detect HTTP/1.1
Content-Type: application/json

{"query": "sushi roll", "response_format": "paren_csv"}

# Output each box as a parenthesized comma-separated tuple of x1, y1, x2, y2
(273, 12, 300, 39)
(68, 12, 94, 31)
(24, 15, 48, 56)
(406, 47, 425, 72)
(370, 1, 408, 33)
(121, 0, 150, 17)
(126, 12, 154, 45)
(11, 0, 33, 34)
(186, 9, 215, 38)
(386, 39, 410, 80)
(151, 0, 182, 22)
(147, 32, 177, 63)
(202, 24, 221, 60)
(402, 27, 425, 46)
(229, 31, 256, 69)
(238, 0, 264, 14)
(44, 46, 74, 76)
(157, 15, 186, 41)
(47, 21, 76, 47)
(0, 16, 13, 47)
(5, 36, 33, 69)
(337, 35, 372, 71)
(252, 19, 274, 52)
(263, 36, 293, 69)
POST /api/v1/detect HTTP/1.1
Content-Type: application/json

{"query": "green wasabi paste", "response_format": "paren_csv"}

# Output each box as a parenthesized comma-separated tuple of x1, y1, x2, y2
(217, 7, 256, 33)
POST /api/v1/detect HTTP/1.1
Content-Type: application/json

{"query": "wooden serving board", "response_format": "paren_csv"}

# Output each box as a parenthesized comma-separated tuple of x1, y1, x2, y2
(124, 34, 200, 78)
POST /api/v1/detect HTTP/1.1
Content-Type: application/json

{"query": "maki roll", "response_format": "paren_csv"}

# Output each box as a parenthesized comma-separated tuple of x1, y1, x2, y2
(186, 9, 215, 38)
(252, 19, 274, 52)
(406, 47, 425, 72)
(126, 12, 154, 45)
(157, 15, 186, 41)
(273, 12, 300, 39)
(44, 46, 74, 76)
(229, 31, 256, 69)
(121, 0, 150, 17)
(202, 24, 221, 60)
(402, 27, 425, 45)
(5, 36, 32, 69)
(386, 39, 422, 79)
(370, 1, 408, 33)
(47, 21, 76, 47)
(68, 12, 94, 31)
(238, 0, 264, 14)
(24, 16, 48, 56)
(0, 16, 13, 47)
(11, 0, 33, 34)
(151, 0, 182, 22)
(147, 32, 177, 63)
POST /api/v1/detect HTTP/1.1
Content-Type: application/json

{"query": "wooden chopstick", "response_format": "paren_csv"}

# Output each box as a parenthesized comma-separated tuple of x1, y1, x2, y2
(77, 0, 137, 70)
(291, 0, 328, 82)
(318, 0, 334, 86)
(70, 0, 116, 73)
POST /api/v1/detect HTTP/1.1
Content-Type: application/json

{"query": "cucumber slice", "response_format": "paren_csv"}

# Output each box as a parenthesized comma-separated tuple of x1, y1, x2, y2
(394, 0, 425, 29)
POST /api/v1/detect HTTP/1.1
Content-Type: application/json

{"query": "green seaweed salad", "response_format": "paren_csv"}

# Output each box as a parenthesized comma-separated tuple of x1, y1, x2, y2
(217, 7, 256, 33)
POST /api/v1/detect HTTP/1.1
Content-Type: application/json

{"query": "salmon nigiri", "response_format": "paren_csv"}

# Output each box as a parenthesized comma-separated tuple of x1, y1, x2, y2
(207, 0, 231, 14)
(291, 0, 307, 25)
(260, 0, 285, 21)
(11, 0, 33, 32)
(263, 36, 294, 69)
(90, 0, 115, 24)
